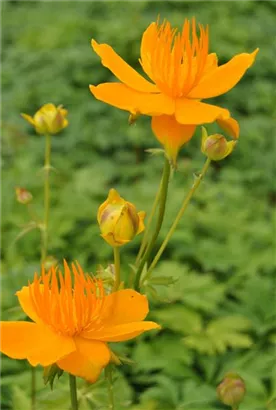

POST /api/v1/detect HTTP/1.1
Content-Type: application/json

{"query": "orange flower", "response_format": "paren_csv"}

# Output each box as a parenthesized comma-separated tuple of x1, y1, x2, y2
(90, 18, 258, 162)
(0, 261, 159, 383)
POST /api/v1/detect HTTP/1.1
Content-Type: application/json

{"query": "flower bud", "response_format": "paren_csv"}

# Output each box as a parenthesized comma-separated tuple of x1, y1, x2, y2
(201, 127, 236, 161)
(15, 187, 33, 204)
(217, 372, 246, 408)
(98, 188, 145, 247)
(21, 103, 68, 135)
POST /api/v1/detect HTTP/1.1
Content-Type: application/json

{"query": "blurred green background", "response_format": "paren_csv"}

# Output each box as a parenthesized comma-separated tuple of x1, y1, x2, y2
(1, 1, 276, 409)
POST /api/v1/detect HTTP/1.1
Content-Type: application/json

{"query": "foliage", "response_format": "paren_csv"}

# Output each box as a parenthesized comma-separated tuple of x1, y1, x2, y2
(1, 1, 276, 410)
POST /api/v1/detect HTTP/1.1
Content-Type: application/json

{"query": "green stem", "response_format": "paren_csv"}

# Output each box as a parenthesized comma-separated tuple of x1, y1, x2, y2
(142, 158, 211, 285)
(134, 157, 171, 290)
(105, 365, 115, 410)
(31, 367, 36, 410)
(113, 247, 121, 291)
(31, 135, 52, 410)
(69, 375, 78, 410)
(27, 203, 39, 224)
(41, 134, 51, 263)
(135, 179, 162, 266)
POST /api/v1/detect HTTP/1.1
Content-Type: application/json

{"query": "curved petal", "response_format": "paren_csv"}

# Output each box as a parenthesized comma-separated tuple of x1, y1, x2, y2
(188, 49, 259, 99)
(92, 39, 158, 93)
(175, 98, 230, 125)
(89, 83, 175, 116)
(151, 115, 196, 163)
(217, 116, 240, 139)
(139, 22, 158, 80)
(82, 321, 160, 342)
(57, 337, 110, 383)
(0, 321, 75, 366)
(16, 286, 41, 324)
(101, 289, 149, 326)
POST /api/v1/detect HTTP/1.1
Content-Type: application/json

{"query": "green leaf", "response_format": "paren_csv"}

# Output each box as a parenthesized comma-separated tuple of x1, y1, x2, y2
(183, 315, 253, 355)
(153, 304, 203, 335)
(12, 386, 31, 410)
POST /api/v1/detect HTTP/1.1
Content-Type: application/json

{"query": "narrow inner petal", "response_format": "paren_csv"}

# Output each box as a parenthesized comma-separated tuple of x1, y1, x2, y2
(140, 18, 209, 98)
(27, 262, 106, 337)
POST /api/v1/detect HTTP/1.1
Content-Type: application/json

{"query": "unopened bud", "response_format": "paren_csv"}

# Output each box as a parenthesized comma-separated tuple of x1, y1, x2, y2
(97, 188, 145, 247)
(15, 187, 33, 204)
(217, 372, 246, 408)
(201, 127, 236, 161)
(21, 103, 68, 135)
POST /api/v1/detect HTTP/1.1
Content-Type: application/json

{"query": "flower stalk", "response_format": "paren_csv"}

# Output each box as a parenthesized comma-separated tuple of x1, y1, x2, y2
(69, 374, 79, 410)
(31, 368, 36, 410)
(142, 158, 211, 285)
(113, 247, 121, 291)
(134, 157, 171, 290)
(105, 365, 115, 410)
(41, 134, 51, 263)
(135, 179, 162, 266)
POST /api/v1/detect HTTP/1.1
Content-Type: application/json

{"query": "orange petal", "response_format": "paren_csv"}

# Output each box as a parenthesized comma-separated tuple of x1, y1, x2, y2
(57, 337, 110, 383)
(151, 115, 196, 162)
(139, 22, 158, 80)
(188, 49, 259, 99)
(92, 39, 158, 93)
(16, 286, 41, 323)
(175, 98, 230, 125)
(89, 83, 174, 116)
(82, 321, 160, 342)
(217, 116, 240, 139)
(0, 321, 75, 366)
(101, 289, 149, 326)
(202, 53, 218, 76)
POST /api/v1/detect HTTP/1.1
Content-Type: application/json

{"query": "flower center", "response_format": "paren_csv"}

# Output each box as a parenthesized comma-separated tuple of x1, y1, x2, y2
(141, 18, 209, 98)
(29, 263, 105, 336)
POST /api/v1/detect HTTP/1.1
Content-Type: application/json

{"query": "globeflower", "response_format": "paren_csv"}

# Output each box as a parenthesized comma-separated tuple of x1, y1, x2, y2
(21, 103, 68, 135)
(0, 261, 159, 382)
(98, 188, 145, 247)
(90, 18, 258, 162)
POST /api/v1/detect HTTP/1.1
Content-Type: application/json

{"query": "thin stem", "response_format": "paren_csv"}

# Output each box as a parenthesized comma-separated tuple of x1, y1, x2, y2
(113, 247, 121, 291)
(134, 157, 171, 290)
(105, 365, 115, 410)
(69, 374, 79, 410)
(27, 203, 39, 224)
(41, 134, 51, 263)
(31, 135, 52, 410)
(142, 158, 211, 285)
(31, 367, 36, 410)
(135, 179, 162, 266)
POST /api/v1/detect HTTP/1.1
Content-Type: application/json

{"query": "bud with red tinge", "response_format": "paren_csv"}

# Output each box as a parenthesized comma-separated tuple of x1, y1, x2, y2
(15, 187, 33, 205)
(201, 127, 236, 161)
(217, 372, 246, 409)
